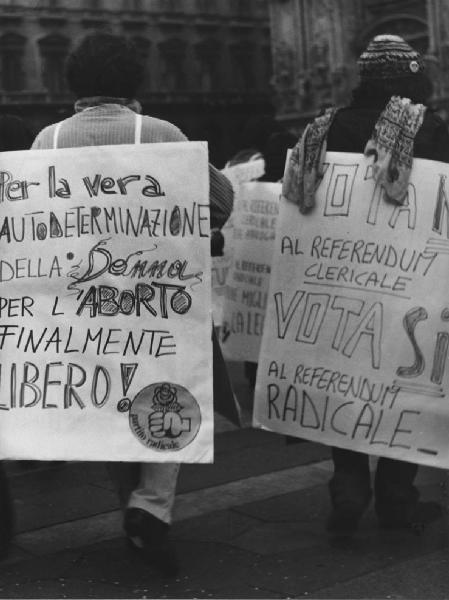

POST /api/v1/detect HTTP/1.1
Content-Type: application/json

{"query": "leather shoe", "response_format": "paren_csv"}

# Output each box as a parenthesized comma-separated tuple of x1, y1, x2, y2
(124, 508, 179, 577)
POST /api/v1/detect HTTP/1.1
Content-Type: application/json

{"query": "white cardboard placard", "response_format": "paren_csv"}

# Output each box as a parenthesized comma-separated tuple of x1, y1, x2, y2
(222, 181, 280, 361)
(255, 152, 449, 468)
(0, 142, 213, 462)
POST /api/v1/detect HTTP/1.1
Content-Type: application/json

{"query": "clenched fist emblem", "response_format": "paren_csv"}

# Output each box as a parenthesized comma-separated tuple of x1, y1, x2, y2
(148, 411, 192, 438)
(129, 381, 201, 451)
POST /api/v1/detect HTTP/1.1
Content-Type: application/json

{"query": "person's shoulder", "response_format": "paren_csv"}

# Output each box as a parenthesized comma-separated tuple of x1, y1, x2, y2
(333, 105, 380, 123)
(414, 108, 449, 162)
(419, 108, 449, 143)
(327, 106, 380, 153)
(141, 114, 183, 131)
(31, 122, 59, 149)
(31, 116, 76, 149)
(141, 115, 187, 142)
(327, 106, 377, 135)
(422, 108, 448, 130)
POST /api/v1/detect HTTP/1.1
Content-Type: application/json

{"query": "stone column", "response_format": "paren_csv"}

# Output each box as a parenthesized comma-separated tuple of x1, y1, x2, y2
(269, 0, 305, 126)
(269, 0, 359, 129)
(426, 0, 449, 105)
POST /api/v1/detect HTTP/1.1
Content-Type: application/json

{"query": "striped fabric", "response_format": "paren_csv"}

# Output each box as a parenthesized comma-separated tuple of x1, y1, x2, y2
(357, 34, 424, 80)
(32, 103, 233, 229)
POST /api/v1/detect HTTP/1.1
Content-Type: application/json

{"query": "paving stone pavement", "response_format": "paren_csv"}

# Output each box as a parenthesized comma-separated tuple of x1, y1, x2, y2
(1, 436, 448, 599)
(0, 362, 448, 598)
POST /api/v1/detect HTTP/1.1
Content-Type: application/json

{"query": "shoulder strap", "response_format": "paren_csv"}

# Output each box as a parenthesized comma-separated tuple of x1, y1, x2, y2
(134, 113, 143, 145)
(53, 121, 63, 149)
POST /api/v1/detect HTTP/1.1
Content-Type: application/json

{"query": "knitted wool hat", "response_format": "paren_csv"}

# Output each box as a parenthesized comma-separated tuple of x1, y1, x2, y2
(358, 34, 424, 80)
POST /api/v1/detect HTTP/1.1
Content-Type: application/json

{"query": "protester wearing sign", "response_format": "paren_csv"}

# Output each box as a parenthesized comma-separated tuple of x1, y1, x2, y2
(281, 34, 449, 537)
(31, 32, 233, 576)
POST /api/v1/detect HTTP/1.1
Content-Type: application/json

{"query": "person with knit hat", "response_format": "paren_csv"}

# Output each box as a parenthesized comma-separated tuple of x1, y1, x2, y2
(283, 34, 449, 536)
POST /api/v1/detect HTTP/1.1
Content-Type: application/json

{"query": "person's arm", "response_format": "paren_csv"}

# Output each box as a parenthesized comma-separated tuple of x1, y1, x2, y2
(31, 125, 55, 150)
(414, 111, 449, 163)
(209, 165, 233, 229)
(31, 132, 44, 150)
(150, 120, 234, 229)
(430, 116, 449, 164)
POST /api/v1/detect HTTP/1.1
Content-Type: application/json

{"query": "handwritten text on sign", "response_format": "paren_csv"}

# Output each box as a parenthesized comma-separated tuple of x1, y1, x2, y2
(221, 182, 280, 361)
(0, 142, 213, 462)
(212, 160, 265, 328)
(255, 153, 449, 468)
(211, 216, 233, 327)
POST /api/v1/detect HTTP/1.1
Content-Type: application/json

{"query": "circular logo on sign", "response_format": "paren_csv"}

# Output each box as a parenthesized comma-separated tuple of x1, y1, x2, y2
(129, 382, 201, 451)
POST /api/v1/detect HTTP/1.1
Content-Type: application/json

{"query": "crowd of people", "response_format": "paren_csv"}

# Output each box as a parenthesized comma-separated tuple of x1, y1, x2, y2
(0, 29, 447, 579)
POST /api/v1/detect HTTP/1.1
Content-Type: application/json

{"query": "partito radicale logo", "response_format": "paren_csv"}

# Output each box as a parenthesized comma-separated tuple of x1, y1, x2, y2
(126, 382, 201, 451)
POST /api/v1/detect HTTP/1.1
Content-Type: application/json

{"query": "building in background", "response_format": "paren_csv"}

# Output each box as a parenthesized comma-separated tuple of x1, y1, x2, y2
(0, 0, 273, 166)
(269, 0, 449, 131)
(3, 1, 449, 161)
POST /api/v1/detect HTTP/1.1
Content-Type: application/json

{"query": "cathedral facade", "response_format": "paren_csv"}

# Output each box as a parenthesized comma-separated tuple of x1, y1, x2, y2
(269, 0, 449, 129)
(4, 1, 442, 154)
(0, 0, 272, 165)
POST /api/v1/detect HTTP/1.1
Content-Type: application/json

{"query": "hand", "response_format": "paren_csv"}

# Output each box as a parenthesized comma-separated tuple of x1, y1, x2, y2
(148, 411, 165, 438)
(163, 412, 191, 438)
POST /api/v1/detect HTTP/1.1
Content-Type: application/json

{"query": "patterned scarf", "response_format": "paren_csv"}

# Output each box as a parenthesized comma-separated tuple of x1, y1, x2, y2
(74, 96, 142, 114)
(283, 96, 426, 212)
(282, 108, 337, 214)
(364, 96, 425, 204)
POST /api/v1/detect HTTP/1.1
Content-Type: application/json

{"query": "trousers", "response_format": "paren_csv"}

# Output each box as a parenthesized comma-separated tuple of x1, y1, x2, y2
(109, 462, 180, 524)
(330, 447, 419, 521)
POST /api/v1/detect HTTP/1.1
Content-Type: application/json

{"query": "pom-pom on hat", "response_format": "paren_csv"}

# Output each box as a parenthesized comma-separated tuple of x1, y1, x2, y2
(358, 34, 424, 80)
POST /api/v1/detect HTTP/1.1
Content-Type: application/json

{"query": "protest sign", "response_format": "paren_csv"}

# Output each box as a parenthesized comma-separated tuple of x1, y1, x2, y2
(212, 160, 266, 328)
(255, 152, 449, 469)
(222, 182, 280, 361)
(222, 158, 265, 191)
(0, 142, 213, 462)
(211, 217, 233, 327)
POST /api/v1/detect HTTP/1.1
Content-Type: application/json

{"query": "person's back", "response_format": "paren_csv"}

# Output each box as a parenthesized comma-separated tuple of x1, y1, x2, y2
(33, 106, 188, 148)
(327, 90, 449, 533)
(283, 33, 448, 538)
(326, 33, 449, 165)
(31, 31, 233, 577)
(327, 100, 449, 164)
(33, 33, 233, 232)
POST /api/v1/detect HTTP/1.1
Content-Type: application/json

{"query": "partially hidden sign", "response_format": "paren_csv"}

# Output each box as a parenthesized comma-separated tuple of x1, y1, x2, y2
(222, 182, 280, 361)
(0, 142, 213, 462)
(212, 160, 266, 330)
(255, 152, 449, 468)
(222, 159, 265, 192)
(211, 216, 233, 327)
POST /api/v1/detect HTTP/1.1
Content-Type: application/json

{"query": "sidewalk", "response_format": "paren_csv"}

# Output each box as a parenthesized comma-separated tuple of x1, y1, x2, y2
(1, 429, 448, 598)
(0, 363, 448, 598)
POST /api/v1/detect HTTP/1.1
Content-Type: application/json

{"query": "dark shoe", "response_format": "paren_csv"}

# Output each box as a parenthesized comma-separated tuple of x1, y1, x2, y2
(378, 501, 443, 532)
(326, 507, 360, 537)
(124, 508, 179, 577)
